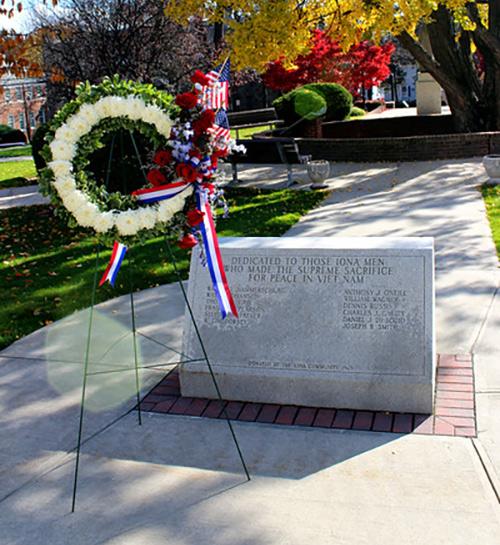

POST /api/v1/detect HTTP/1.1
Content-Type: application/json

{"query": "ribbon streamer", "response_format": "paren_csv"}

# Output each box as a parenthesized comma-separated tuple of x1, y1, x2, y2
(99, 241, 127, 287)
(132, 181, 190, 204)
(196, 189, 238, 319)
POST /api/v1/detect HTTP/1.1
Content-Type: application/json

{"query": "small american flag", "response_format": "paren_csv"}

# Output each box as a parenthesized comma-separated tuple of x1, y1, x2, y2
(201, 60, 230, 110)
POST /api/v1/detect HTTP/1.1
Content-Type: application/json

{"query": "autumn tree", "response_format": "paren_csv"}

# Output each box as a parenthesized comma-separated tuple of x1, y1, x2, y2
(263, 30, 394, 98)
(166, 0, 500, 133)
(32, 0, 215, 114)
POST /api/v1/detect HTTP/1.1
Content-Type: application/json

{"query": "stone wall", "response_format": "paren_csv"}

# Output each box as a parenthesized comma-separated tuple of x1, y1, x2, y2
(236, 131, 500, 163)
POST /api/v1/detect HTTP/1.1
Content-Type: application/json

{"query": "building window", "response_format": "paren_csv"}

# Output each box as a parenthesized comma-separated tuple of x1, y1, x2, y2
(39, 108, 46, 123)
(15, 87, 22, 101)
(26, 86, 33, 100)
(19, 113, 25, 130)
(29, 111, 36, 128)
(36, 85, 43, 97)
(8, 114, 14, 128)
(5, 88, 11, 102)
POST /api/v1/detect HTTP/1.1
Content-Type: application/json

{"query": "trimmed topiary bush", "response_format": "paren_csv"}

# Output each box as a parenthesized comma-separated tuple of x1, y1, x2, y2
(293, 89, 327, 120)
(302, 83, 353, 121)
(273, 82, 353, 127)
(273, 92, 300, 125)
(31, 123, 50, 173)
(349, 106, 366, 118)
(0, 124, 26, 145)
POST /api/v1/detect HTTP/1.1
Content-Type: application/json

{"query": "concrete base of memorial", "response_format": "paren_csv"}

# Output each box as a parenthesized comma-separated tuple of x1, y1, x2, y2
(181, 237, 436, 414)
(180, 367, 434, 414)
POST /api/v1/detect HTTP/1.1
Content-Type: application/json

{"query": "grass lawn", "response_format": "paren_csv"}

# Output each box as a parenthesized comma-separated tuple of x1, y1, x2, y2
(231, 124, 273, 139)
(0, 187, 326, 349)
(482, 184, 500, 259)
(0, 144, 32, 158)
(0, 160, 37, 190)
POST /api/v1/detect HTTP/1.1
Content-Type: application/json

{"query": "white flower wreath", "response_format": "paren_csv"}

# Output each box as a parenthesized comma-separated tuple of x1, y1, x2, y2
(48, 95, 193, 236)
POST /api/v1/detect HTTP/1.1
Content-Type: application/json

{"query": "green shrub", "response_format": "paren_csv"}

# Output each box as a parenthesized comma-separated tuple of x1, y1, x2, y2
(273, 93, 300, 125)
(302, 83, 353, 121)
(349, 106, 366, 118)
(31, 123, 50, 173)
(293, 89, 327, 120)
(0, 124, 26, 145)
(273, 82, 353, 126)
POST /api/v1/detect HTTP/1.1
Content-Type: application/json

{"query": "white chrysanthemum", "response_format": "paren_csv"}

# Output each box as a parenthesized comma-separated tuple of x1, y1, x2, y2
(50, 140, 76, 161)
(65, 115, 93, 138)
(155, 118, 172, 138)
(93, 211, 115, 233)
(92, 97, 110, 118)
(125, 97, 147, 120)
(52, 175, 76, 197)
(137, 207, 157, 230)
(54, 125, 79, 146)
(157, 188, 192, 222)
(77, 103, 100, 127)
(115, 210, 141, 236)
(49, 160, 73, 178)
(141, 105, 164, 126)
(73, 202, 100, 227)
(61, 190, 87, 213)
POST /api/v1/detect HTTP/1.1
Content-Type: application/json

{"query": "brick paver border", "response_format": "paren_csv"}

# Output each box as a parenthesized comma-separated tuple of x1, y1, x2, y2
(140, 354, 476, 437)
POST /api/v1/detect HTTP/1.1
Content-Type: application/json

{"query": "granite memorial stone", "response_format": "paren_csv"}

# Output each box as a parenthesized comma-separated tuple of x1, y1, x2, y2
(181, 237, 435, 413)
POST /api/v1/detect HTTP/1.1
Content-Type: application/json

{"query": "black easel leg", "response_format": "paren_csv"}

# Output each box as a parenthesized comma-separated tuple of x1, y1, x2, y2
(164, 238, 250, 481)
(129, 288, 142, 425)
(71, 247, 100, 513)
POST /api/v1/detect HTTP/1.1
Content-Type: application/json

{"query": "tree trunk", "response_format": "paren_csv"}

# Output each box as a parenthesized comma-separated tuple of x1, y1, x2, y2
(478, 0, 500, 130)
(398, 3, 500, 133)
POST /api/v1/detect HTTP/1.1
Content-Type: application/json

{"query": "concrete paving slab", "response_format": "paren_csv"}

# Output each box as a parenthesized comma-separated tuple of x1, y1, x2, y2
(0, 283, 187, 502)
(0, 415, 499, 545)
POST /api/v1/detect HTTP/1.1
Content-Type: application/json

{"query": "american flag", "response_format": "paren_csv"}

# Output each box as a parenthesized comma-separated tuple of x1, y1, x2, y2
(209, 108, 231, 148)
(201, 60, 230, 110)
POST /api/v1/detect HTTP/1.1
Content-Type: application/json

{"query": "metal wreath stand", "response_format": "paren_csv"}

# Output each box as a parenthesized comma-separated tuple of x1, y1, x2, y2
(70, 129, 250, 513)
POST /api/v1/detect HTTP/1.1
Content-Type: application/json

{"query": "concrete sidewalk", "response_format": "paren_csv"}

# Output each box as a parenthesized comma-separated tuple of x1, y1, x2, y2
(0, 184, 48, 209)
(0, 155, 33, 162)
(0, 159, 499, 544)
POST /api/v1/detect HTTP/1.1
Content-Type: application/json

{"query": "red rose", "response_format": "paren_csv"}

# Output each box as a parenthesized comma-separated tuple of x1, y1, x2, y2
(175, 92, 198, 110)
(175, 162, 198, 183)
(153, 149, 172, 167)
(191, 70, 210, 87)
(147, 169, 166, 186)
(213, 148, 229, 158)
(177, 233, 198, 250)
(192, 109, 215, 134)
(200, 109, 215, 127)
(186, 209, 205, 227)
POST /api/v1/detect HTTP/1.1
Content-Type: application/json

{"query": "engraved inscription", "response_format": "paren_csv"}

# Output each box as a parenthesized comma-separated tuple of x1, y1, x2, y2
(229, 255, 393, 285)
(186, 250, 427, 376)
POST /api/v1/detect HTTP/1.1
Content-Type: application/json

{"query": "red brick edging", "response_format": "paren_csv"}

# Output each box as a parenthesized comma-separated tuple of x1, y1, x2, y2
(140, 354, 476, 438)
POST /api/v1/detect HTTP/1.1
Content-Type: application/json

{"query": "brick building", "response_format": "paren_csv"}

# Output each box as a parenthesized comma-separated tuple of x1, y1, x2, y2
(0, 76, 48, 142)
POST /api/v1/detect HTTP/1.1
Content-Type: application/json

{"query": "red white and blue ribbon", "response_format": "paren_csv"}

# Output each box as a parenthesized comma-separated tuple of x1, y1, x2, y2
(99, 241, 127, 287)
(196, 189, 238, 319)
(132, 181, 190, 204)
